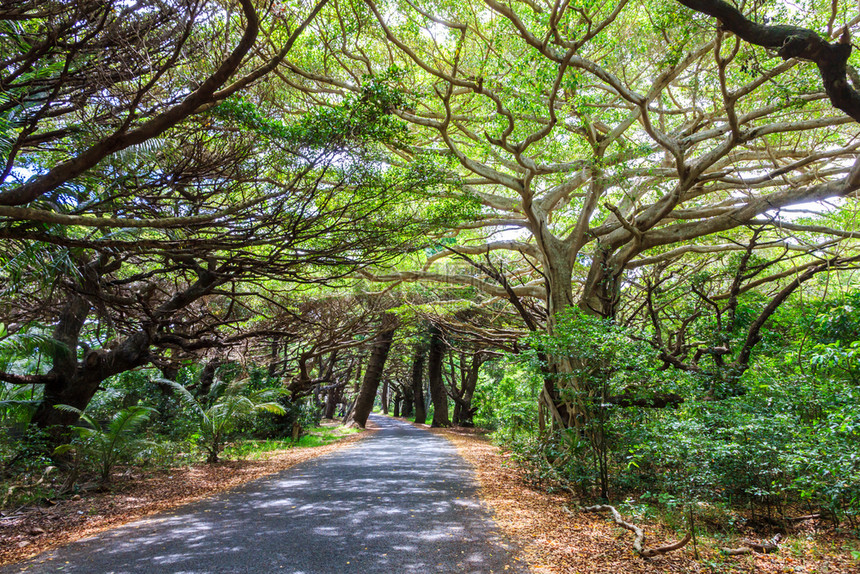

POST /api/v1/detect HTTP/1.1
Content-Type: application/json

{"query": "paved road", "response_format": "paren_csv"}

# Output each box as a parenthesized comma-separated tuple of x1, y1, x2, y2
(4, 415, 526, 573)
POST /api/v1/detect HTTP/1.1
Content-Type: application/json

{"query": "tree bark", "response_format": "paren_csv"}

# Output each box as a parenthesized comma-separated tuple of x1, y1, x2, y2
(428, 326, 450, 427)
(347, 314, 398, 428)
(324, 367, 349, 420)
(411, 344, 427, 424)
(197, 359, 222, 402)
(32, 331, 152, 430)
(28, 257, 225, 433)
(453, 353, 484, 426)
(401, 379, 414, 418)
(392, 388, 402, 417)
(381, 379, 389, 414)
(674, 0, 860, 123)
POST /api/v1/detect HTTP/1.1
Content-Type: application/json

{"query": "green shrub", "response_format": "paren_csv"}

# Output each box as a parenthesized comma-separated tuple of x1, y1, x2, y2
(54, 404, 157, 484)
(161, 378, 286, 463)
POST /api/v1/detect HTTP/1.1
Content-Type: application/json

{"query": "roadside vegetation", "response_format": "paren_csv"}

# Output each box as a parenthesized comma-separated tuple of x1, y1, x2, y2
(1, 362, 353, 509)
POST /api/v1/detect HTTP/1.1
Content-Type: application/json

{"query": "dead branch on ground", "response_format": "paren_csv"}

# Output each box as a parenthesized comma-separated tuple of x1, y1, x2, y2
(720, 533, 782, 555)
(583, 504, 693, 558)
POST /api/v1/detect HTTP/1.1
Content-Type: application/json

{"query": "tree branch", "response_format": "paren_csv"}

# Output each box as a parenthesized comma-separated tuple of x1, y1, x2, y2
(0, 0, 261, 206)
(0, 371, 56, 385)
(675, 0, 860, 121)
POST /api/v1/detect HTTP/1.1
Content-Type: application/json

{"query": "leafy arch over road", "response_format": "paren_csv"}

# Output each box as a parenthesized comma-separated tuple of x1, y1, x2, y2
(0, 0, 471, 431)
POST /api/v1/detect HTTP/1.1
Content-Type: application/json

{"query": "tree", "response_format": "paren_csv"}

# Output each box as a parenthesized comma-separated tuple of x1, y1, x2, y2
(296, 0, 860, 429)
(1, 0, 478, 437)
(0, 88, 448, 435)
(347, 313, 399, 428)
(674, 0, 860, 121)
(0, 0, 328, 208)
(427, 325, 451, 427)
(411, 341, 428, 425)
(447, 349, 489, 427)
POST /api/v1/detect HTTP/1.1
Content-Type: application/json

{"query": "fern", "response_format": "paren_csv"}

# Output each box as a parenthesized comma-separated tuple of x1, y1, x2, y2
(157, 377, 286, 463)
(0, 330, 66, 374)
(55, 404, 156, 483)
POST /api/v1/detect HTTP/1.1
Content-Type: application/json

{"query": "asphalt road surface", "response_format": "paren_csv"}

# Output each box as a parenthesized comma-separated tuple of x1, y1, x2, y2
(3, 415, 526, 574)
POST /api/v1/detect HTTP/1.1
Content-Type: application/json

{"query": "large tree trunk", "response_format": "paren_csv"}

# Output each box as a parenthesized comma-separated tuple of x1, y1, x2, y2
(428, 326, 450, 428)
(28, 256, 224, 435)
(392, 387, 402, 417)
(545, 245, 617, 498)
(451, 355, 463, 424)
(411, 344, 427, 424)
(401, 379, 414, 418)
(324, 383, 344, 419)
(33, 332, 152, 430)
(197, 359, 223, 403)
(325, 361, 354, 419)
(347, 314, 398, 428)
(31, 257, 150, 430)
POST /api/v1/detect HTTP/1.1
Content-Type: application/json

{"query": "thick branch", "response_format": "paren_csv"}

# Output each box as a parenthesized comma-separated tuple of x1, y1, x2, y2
(737, 253, 860, 367)
(0, 371, 56, 385)
(0, 0, 261, 206)
(675, 0, 860, 121)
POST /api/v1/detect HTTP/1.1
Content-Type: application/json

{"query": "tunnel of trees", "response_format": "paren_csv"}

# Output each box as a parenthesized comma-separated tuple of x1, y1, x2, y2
(2, 0, 860, 560)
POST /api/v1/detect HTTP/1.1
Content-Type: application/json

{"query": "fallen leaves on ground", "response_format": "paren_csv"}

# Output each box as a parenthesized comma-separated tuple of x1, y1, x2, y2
(0, 427, 373, 567)
(425, 424, 859, 574)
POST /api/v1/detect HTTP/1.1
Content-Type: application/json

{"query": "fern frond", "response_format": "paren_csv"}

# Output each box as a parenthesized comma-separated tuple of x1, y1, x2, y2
(53, 404, 97, 429)
(255, 402, 287, 415)
(106, 405, 156, 439)
(0, 331, 67, 372)
(155, 378, 207, 420)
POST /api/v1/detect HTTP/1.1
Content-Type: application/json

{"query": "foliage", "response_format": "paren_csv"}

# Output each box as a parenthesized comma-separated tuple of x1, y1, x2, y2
(85, 370, 200, 442)
(160, 378, 286, 463)
(526, 308, 675, 498)
(476, 359, 540, 436)
(54, 404, 157, 484)
(0, 425, 57, 507)
(248, 395, 321, 440)
(210, 69, 412, 151)
(0, 329, 59, 427)
(0, 383, 39, 429)
(488, 300, 860, 524)
(2, 2, 860, 560)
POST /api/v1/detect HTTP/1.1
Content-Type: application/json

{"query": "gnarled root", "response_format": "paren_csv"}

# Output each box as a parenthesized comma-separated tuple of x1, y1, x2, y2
(583, 505, 693, 558)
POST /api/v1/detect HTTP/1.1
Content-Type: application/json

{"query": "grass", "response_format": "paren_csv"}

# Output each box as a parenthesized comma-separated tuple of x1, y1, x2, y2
(221, 424, 360, 460)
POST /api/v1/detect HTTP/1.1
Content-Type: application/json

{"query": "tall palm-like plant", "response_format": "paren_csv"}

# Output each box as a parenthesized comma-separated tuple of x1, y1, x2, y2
(54, 405, 156, 483)
(160, 378, 286, 463)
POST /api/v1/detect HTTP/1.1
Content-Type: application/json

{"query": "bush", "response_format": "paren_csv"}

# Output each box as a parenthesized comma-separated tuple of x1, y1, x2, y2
(0, 426, 58, 507)
(250, 396, 321, 440)
(162, 378, 286, 463)
(55, 404, 157, 484)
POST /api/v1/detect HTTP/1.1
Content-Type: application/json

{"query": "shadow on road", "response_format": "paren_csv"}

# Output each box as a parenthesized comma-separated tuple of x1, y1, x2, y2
(3, 415, 524, 574)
